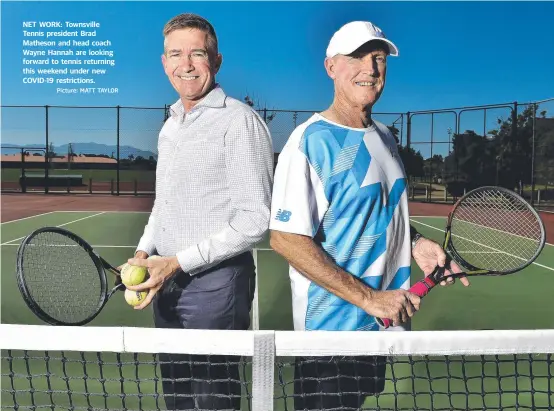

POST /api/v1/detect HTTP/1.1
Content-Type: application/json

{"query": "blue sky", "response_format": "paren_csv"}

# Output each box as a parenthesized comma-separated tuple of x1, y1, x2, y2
(1, 1, 553, 155)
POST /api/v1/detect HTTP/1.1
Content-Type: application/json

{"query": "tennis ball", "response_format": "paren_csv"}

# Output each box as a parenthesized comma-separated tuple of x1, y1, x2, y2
(120, 263, 148, 287)
(124, 289, 148, 307)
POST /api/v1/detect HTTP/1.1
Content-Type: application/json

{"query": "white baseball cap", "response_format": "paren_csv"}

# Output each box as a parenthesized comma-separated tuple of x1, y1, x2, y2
(326, 21, 399, 58)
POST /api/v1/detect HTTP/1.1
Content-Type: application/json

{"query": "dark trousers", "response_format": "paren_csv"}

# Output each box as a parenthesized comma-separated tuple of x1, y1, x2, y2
(293, 355, 386, 411)
(153, 252, 256, 411)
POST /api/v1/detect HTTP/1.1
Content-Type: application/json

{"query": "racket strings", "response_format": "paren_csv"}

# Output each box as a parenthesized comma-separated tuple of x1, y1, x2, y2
(21, 231, 103, 323)
(450, 189, 543, 272)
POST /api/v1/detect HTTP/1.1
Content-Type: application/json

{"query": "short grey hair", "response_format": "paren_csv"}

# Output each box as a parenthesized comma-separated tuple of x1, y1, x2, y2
(163, 13, 218, 55)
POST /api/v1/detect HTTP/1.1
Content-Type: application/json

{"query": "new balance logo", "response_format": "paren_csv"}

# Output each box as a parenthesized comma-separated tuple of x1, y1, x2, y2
(275, 209, 292, 222)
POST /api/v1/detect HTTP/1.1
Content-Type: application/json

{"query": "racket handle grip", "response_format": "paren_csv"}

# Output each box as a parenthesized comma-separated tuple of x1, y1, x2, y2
(376, 276, 439, 329)
(409, 276, 438, 297)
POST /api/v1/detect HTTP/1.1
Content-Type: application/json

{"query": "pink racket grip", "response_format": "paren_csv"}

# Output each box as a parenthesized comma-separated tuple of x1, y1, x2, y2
(376, 276, 439, 329)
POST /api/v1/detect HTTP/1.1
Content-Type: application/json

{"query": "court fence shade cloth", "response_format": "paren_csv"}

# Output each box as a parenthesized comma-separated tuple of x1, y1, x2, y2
(2, 324, 553, 411)
(2, 98, 554, 212)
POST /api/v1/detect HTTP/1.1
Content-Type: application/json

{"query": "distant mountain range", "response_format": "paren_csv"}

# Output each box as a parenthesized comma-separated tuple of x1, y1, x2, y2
(1, 142, 157, 159)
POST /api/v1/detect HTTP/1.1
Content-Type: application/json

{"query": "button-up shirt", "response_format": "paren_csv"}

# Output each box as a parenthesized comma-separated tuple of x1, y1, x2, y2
(137, 86, 274, 275)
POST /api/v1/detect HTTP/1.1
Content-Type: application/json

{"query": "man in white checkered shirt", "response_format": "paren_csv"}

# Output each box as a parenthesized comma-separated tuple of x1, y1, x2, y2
(124, 13, 273, 411)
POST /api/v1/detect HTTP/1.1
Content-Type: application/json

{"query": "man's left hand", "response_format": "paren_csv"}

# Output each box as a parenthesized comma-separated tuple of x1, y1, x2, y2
(412, 237, 470, 287)
(125, 256, 181, 310)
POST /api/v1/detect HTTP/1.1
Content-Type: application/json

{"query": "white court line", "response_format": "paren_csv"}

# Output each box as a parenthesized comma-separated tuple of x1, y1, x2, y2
(1, 244, 135, 248)
(0, 212, 106, 246)
(412, 217, 554, 248)
(53, 210, 151, 214)
(453, 217, 542, 244)
(410, 219, 554, 272)
(458, 251, 506, 254)
(1, 211, 57, 225)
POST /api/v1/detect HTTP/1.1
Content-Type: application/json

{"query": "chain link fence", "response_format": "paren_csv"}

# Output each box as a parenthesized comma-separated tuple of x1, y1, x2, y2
(2, 99, 553, 210)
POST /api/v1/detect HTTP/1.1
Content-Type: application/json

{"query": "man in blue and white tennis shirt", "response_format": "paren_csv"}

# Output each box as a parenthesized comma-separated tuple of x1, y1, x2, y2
(270, 21, 469, 410)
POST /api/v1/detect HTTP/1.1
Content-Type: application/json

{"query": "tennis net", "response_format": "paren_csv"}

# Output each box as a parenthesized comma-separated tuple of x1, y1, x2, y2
(1, 324, 553, 410)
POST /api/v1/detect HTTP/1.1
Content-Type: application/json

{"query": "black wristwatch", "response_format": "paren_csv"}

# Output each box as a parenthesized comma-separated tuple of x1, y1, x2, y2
(410, 225, 422, 249)
(411, 233, 423, 249)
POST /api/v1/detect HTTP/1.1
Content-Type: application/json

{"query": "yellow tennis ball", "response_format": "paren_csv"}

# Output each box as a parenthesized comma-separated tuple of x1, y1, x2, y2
(124, 289, 148, 307)
(120, 263, 148, 287)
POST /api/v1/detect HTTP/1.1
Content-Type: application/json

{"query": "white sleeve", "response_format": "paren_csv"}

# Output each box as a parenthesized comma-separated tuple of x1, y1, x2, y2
(136, 194, 158, 256)
(269, 142, 329, 238)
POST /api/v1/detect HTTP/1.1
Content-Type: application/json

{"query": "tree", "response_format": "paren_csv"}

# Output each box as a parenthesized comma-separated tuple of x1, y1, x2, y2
(444, 105, 550, 195)
(534, 116, 554, 189)
(48, 142, 56, 158)
(387, 125, 424, 179)
(490, 105, 536, 190)
(244, 95, 277, 124)
(423, 154, 445, 183)
(444, 130, 496, 196)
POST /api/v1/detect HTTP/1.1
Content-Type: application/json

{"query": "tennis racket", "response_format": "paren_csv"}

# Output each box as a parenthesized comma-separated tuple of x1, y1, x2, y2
(377, 186, 545, 329)
(16, 226, 125, 326)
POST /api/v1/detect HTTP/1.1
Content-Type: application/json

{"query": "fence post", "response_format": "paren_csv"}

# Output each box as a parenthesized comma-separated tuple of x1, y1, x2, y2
(45, 105, 49, 194)
(511, 102, 520, 192)
(116, 105, 120, 196)
(20, 148, 26, 193)
(530, 103, 536, 206)
(406, 112, 411, 150)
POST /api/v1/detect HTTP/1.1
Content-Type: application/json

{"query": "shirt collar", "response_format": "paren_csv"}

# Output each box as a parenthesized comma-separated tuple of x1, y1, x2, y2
(169, 85, 226, 119)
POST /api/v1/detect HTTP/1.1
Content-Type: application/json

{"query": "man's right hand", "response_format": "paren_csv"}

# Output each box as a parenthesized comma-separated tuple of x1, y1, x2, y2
(362, 289, 421, 327)
(134, 251, 149, 260)
(117, 251, 149, 272)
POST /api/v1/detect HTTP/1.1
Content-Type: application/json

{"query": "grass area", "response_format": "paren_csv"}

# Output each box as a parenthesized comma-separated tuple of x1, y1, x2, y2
(2, 211, 553, 410)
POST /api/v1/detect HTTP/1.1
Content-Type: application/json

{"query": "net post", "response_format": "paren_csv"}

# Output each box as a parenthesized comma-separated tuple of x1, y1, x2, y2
(89, 178, 92, 194)
(252, 248, 260, 331)
(252, 331, 275, 411)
